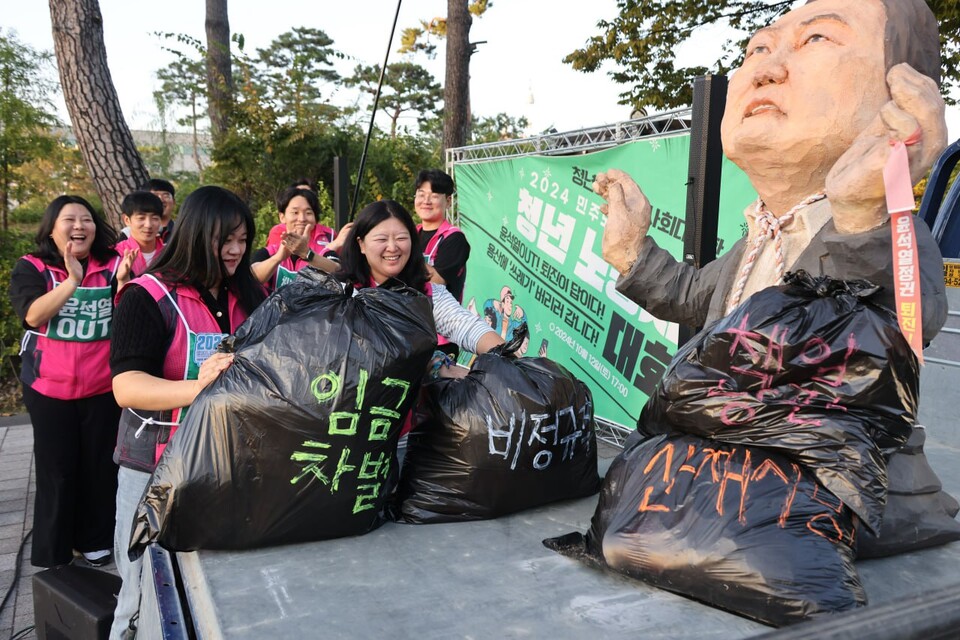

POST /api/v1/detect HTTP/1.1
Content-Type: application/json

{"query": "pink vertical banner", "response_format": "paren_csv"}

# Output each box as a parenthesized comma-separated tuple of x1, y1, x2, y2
(884, 141, 923, 364)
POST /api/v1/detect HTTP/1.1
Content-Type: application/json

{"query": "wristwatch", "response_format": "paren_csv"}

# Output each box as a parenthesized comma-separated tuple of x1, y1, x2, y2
(304, 249, 316, 262)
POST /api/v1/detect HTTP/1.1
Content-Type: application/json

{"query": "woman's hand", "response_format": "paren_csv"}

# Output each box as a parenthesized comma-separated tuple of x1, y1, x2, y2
(326, 222, 354, 253)
(64, 241, 84, 284)
(23, 243, 85, 328)
(194, 352, 234, 397)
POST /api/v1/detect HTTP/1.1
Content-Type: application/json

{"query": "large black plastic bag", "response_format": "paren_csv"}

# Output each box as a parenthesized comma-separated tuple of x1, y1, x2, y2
(552, 432, 865, 627)
(639, 271, 918, 532)
(130, 269, 437, 552)
(856, 426, 960, 558)
(393, 335, 601, 523)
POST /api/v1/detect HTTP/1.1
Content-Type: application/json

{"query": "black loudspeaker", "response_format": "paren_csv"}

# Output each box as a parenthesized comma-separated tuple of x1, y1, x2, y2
(33, 565, 121, 640)
(679, 74, 728, 346)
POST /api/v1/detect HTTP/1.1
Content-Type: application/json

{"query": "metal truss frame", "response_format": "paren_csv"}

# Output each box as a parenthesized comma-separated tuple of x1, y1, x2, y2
(445, 108, 692, 170)
(595, 419, 633, 449)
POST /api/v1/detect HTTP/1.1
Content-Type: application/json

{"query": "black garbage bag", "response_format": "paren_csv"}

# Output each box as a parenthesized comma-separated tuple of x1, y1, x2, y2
(639, 271, 918, 532)
(857, 426, 960, 558)
(546, 432, 866, 627)
(393, 325, 601, 523)
(130, 269, 437, 553)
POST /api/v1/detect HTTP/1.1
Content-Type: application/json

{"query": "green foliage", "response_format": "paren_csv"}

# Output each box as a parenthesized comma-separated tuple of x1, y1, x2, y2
(565, 0, 959, 111)
(255, 27, 345, 125)
(471, 112, 530, 143)
(155, 56, 207, 130)
(345, 61, 443, 138)
(0, 30, 60, 229)
(15, 135, 96, 214)
(0, 229, 35, 359)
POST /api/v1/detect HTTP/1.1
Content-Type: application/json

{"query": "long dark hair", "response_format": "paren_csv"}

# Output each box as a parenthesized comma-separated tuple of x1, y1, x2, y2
(336, 200, 428, 292)
(31, 195, 118, 266)
(148, 186, 265, 314)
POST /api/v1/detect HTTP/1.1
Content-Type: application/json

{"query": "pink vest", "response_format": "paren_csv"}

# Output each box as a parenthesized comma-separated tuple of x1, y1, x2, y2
(114, 236, 163, 278)
(418, 219, 463, 272)
(18, 254, 119, 400)
(418, 219, 463, 345)
(115, 275, 247, 468)
(265, 224, 336, 290)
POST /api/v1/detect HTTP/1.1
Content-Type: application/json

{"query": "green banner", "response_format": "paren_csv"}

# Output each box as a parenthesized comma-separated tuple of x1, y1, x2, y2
(454, 135, 757, 429)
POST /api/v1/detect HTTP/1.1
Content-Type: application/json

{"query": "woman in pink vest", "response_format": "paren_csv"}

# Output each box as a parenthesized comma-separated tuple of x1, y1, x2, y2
(9, 195, 132, 568)
(335, 200, 503, 400)
(251, 185, 349, 291)
(109, 186, 266, 639)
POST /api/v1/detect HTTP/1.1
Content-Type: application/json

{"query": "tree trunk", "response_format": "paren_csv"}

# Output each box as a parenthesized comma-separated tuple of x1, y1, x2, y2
(191, 94, 203, 180)
(48, 0, 148, 226)
(442, 0, 472, 155)
(205, 0, 233, 145)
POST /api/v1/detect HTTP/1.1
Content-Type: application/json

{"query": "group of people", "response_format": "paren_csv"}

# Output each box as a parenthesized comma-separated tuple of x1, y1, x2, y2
(9, 0, 953, 634)
(10, 168, 501, 638)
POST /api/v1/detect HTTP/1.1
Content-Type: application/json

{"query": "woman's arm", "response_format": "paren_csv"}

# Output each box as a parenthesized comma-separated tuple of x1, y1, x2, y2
(24, 276, 80, 328)
(432, 284, 504, 354)
(111, 283, 232, 410)
(112, 353, 235, 410)
(21, 246, 88, 328)
(475, 330, 505, 355)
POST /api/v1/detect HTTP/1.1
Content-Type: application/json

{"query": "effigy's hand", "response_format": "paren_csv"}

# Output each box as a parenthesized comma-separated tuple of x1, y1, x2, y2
(826, 63, 947, 233)
(593, 168, 652, 274)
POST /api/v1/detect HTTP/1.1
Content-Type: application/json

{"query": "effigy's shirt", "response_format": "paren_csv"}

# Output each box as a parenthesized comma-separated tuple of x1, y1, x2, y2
(728, 198, 833, 308)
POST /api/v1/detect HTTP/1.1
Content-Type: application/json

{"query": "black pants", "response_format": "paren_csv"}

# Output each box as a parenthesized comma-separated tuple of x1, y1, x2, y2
(23, 385, 121, 567)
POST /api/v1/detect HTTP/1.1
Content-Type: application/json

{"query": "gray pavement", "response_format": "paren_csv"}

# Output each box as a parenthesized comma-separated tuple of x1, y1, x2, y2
(0, 416, 123, 640)
(0, 416, 39, 639)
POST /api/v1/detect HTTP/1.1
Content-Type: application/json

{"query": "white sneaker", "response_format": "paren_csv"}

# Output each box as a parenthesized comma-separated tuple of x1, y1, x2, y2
(81, 549, 113, 567)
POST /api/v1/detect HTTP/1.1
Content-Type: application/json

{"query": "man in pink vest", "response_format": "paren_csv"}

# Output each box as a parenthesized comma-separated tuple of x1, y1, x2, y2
(415, 169, 470, 357)
(114, 191, 164, 278)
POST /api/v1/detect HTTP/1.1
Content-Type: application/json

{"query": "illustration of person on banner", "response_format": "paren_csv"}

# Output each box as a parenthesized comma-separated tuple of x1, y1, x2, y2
(595, 0, 948, 347)
(479, 286, 526, 342)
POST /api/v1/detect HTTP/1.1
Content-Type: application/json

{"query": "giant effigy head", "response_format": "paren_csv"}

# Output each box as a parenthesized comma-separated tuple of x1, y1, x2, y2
(719, 0, 941, 185)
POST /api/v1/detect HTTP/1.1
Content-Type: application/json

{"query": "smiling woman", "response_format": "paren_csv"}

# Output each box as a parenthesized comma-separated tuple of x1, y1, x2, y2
(335, 200, 505, 377)
(7, 195, 125, 569)
(108, 185, 267, 638)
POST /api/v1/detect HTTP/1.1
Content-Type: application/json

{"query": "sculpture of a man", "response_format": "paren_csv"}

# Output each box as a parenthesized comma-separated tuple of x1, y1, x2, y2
(597, 0, 948, 343)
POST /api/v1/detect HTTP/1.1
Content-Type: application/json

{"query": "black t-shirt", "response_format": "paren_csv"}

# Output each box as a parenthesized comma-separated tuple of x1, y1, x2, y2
(419, 228, 470, 302)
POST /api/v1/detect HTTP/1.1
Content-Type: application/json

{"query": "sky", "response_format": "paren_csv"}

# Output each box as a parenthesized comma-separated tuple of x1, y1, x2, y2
(8, 0, 636, 136)
(5, 0, 960, 140)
